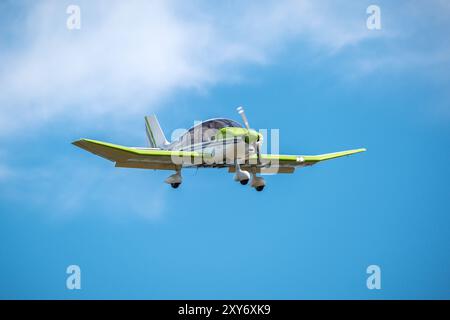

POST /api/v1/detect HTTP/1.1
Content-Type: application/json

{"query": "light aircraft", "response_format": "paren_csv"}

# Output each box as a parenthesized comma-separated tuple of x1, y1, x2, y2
(73, 107, 365, 191)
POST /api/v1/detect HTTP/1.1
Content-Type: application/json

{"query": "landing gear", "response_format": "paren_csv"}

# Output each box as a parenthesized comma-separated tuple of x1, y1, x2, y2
(165, 169, 182, 189)
(251, 173, 265, 192)
(233, 163, 265, 191)
(233, 162, 251, 186)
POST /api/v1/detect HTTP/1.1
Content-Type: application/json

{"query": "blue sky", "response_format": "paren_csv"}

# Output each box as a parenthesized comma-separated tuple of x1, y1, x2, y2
(0, 0, 449, 299)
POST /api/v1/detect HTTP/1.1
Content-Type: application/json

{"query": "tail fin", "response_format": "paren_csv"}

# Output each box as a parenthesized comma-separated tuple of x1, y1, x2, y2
(145, 115, 169, 148)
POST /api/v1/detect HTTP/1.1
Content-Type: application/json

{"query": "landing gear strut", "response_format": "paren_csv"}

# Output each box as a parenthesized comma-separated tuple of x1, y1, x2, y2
(233, 162, 250, 186)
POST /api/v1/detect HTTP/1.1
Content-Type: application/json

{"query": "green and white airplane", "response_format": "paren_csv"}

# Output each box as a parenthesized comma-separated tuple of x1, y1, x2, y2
(73, 107, 365, 191)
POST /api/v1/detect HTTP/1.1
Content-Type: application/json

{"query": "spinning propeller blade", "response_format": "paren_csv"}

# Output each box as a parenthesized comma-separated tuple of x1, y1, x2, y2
(236, 106, 261, 163)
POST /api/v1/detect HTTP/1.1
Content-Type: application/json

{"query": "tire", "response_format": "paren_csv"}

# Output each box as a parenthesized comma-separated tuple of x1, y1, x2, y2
(240, 179, 249, 185)
(255, 185, 265, 192)
(171, 183, 181, 189)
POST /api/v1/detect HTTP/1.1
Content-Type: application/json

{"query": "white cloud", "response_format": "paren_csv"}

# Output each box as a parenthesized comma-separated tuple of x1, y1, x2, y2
(0, 0, 378, 136)
(0, 0, 377, 221)
(1, 0, 449, 220)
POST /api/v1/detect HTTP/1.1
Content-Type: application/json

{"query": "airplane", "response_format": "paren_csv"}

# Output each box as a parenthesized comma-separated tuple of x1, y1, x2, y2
(72, 107, 366, 191)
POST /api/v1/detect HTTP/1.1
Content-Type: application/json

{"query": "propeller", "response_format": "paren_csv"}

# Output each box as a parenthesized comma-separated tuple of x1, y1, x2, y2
(237, 106, 250, 129)
(236, 106, 261, 164)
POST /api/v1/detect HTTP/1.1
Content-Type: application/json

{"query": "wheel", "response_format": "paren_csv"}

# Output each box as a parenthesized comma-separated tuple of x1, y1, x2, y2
(255, 185, 265, 192)
(240, 179, 249, 185)
(171, 183, 181, 189)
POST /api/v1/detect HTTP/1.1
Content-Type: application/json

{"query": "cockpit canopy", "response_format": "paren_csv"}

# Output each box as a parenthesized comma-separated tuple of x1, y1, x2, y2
(187, 118, 242, 132)
(174, 118, 242, 148)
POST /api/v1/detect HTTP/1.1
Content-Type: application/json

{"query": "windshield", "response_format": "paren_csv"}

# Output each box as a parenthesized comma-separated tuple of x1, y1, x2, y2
(176, 118, 242, 148)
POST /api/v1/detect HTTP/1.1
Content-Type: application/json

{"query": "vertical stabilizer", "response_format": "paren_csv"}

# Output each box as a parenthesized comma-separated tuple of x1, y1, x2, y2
(145, 115, 169, 148)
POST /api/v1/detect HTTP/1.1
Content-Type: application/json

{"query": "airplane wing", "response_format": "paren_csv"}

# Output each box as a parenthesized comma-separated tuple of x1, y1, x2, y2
(74, 138, 365, 173)
(230, 148, 366, 174)
(72, 138, 204, 170)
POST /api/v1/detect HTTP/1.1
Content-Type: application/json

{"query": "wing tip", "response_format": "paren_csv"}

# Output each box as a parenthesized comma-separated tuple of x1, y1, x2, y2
(72, 139, 84, 146)
(72, 138, 91, 147)
(72, 138, 102, 146)
(342, 148, 366, 157)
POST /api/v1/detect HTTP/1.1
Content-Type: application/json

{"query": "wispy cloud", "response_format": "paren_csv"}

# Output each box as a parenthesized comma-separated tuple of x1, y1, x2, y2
(1, 1, 450, 137)
(1, 0, 449, 220)
(0, 0, 381, 136)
